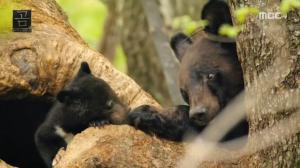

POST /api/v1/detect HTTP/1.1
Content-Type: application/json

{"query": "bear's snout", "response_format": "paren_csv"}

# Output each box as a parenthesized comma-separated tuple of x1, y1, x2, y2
(190, 106, 209, 126)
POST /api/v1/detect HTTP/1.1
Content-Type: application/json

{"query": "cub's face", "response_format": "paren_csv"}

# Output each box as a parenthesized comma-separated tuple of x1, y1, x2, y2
(170, 0, 244, 128)
(57, 62, 127, 126)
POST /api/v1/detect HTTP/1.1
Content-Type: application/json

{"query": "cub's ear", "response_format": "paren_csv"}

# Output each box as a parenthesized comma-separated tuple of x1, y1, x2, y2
(201, 0, 232, 35)
(77, 62, 91, 77)
(57, 88, 79, 103)
(170, 33, 192, 62)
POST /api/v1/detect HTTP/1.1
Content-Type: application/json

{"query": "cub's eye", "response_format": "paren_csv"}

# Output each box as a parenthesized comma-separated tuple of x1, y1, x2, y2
(207, 73, 216, 80)
(106, 100, 114, 109)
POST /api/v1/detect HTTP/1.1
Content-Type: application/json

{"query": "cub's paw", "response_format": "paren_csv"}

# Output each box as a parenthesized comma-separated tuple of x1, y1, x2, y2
(89, 120, 110, 128)
(52, 147, 65, 167)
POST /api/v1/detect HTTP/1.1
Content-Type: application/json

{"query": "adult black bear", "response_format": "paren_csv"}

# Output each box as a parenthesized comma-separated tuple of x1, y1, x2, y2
(128, 0, 248, 141)
(35, 62, 128, 167)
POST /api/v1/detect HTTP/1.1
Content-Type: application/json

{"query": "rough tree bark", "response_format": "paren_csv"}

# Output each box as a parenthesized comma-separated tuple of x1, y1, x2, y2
(229, 0, 300, 167)
(0, 0, 158, 166)
(0, 0, 158, 108)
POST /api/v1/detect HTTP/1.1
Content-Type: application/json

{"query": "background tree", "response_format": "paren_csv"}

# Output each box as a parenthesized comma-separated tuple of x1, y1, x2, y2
(97, 0, 121, 61)
(100, 0, 207, 105)
(119, 0, 174, 105)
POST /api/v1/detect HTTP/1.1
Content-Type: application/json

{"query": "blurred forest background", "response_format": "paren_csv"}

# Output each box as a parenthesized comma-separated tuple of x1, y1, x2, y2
(56, 0, 207, 105)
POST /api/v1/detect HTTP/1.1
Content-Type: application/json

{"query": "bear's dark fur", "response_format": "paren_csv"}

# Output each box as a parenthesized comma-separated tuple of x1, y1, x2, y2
(35, 62, 128, 167)
(129, 0, 248, 141)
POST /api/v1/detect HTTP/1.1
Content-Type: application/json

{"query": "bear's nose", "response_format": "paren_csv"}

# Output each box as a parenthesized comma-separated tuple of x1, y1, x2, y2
(191, 112, 206, 121)
(189, 107, 209, 125)
(189, 107, 208, 118)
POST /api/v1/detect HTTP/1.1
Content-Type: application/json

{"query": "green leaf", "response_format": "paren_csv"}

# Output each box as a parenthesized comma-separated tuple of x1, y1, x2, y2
(218, 24, 241, 38)
(280, 0, 300, 13)
(172, 15, 208, 35)
(234, 7, 259, 24)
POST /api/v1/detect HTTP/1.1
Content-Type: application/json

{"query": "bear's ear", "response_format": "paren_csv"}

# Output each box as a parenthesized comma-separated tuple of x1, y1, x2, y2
(77, 62, 91, 77)
(57, 88, 79, 103)
(170, 33, 192, 61)
(201, 0, 232, 35)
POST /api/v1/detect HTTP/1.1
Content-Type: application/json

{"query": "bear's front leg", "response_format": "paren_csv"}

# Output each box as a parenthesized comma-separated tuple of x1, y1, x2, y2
(35, 124, 67, 168)
(128, 105, 189, 141)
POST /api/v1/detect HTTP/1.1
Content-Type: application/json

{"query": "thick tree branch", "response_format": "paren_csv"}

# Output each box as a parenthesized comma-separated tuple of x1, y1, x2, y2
(0, 0, 159, 109)
(141, 0, 184, 105)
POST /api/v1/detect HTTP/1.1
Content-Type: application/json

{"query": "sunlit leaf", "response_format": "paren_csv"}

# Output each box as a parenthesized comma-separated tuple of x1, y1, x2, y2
(172, 15, 191, 30)
(280, 0, 300, 13)
(172, 15, 208, 35)
(218, 24, 241, 38)
(234, 7, 259, 24)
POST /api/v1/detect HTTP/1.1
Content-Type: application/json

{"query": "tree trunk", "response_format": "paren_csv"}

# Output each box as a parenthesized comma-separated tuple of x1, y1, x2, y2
(119, 0, 173, 105)
(97, 0, 120, 61)
(140, 0, 184, 105)
(229, 1, 300, 167)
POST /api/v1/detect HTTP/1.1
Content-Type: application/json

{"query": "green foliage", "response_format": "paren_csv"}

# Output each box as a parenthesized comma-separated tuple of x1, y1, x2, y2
(218, 24, 241, 38)
(57, 0, 127, 73)
(281, 0, 300, 13)
(234, 7, 259, 24)
(0, 0, 27, 34)
(172, 15, 208, 35)
(56, 0, 107, 49)
(217, 7, 258, 38)
(113, 45, 127, 73)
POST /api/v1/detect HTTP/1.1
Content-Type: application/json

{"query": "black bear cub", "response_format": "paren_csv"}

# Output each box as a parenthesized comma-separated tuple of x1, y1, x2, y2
(128, 0, 248, 141)
(35, 62, 128, 167)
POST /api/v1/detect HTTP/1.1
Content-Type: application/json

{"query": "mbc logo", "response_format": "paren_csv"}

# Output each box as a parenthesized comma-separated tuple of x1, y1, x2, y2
(258, 12, 287, 20)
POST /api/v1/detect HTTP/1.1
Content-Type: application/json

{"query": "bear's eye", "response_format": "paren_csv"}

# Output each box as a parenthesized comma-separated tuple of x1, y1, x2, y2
(207, 73, 216, 80)
(106, 100, 114, 109)
(180, 89, 189, 103)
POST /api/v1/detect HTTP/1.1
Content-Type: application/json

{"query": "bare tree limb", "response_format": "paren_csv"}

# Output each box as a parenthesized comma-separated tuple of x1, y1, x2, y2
(141, 0, 184, 105)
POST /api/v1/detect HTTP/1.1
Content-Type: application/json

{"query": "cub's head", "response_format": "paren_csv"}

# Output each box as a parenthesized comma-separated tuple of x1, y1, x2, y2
(170, 0, 244, 128)
(57, 62, 127, 126)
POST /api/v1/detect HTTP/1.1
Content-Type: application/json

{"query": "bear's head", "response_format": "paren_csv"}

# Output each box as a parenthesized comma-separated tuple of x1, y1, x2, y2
(170, 0, 244, 129)
(57, 62, 128, 128)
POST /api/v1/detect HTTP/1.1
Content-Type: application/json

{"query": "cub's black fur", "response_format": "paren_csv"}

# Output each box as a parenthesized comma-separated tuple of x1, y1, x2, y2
(128, 0, 248, 142)
(35, 62, 128, 167)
